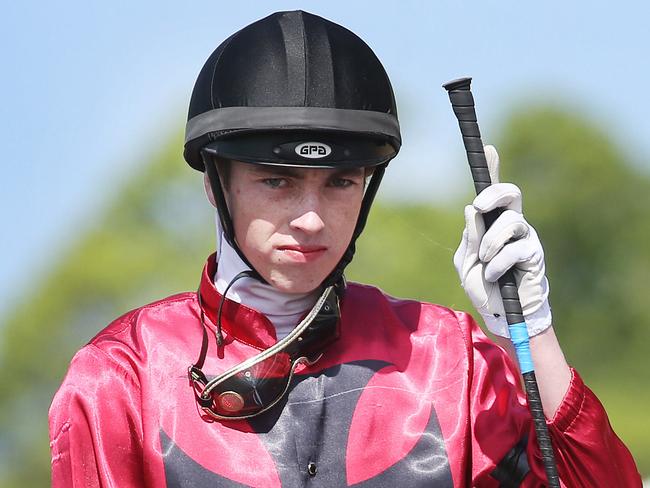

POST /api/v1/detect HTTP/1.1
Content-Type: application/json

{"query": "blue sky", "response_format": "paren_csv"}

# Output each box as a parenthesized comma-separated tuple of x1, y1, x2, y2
(2, 0, 649, 316)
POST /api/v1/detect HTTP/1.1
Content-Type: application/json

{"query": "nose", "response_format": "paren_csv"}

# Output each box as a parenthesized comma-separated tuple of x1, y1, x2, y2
(289, 210, 325, 235)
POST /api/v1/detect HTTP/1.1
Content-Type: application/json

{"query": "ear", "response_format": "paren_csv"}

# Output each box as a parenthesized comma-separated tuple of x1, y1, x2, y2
(203, 173, 217, 208)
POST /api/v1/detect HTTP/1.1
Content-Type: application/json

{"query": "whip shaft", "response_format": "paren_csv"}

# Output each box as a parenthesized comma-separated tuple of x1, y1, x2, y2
(443, 77, 560, 487)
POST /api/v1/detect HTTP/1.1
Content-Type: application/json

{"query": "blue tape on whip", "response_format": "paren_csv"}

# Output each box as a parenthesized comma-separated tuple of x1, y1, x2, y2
(508, 322, 534, 374)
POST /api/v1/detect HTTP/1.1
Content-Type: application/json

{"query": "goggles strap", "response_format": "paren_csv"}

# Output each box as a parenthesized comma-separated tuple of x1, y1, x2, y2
(188, 287, 212, 409)
(215, 270, 257, 345)
(193, 269, 258, 371)
(192, 287, 210, 371)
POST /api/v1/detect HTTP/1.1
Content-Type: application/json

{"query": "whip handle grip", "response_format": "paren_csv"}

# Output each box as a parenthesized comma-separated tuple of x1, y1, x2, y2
(443, 77, 523, 325)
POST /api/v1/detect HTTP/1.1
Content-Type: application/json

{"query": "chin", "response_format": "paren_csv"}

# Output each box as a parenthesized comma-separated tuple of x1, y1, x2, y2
(268, 272, 324, 294)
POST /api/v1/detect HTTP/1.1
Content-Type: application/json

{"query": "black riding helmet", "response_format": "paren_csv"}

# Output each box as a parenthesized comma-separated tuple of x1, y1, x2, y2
(184, 10, 401, 287)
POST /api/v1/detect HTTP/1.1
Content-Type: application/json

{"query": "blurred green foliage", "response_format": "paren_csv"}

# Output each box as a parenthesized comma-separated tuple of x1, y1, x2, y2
(497, 107, 650, 476)
(1, 105, 648, 486)
(499, 106, 650, 383)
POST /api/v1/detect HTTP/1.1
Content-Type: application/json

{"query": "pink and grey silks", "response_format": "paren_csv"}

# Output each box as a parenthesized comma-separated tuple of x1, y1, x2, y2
(49, 255, 641, 487)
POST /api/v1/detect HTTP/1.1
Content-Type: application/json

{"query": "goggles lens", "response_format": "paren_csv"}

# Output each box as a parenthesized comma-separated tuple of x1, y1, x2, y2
(191, 353, 316, 419)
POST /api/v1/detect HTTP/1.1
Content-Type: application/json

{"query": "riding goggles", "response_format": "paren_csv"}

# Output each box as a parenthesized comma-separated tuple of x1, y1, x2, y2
(189, 284, 340, 420)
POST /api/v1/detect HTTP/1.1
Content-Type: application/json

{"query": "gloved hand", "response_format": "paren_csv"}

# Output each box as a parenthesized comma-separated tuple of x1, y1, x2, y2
(453, 145, 552, 338)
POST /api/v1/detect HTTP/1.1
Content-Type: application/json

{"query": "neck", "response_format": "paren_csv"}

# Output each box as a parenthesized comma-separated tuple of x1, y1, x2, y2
(214, 232, 319, 340)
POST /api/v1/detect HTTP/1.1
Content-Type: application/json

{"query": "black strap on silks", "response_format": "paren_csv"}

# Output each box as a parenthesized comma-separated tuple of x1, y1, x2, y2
(491, 435, 530, 488)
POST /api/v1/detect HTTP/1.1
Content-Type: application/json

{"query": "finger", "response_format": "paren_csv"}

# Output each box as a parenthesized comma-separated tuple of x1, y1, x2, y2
(479, 210, 529, 262)
(473, 182, 523, 214)
(452, 228, 468, 272)
(484, 144, 500, 184)
(483, 237, 540, 282)
(464, 204, 485, 257)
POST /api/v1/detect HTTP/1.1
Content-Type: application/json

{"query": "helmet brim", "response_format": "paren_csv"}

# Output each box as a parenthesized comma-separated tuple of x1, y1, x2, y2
(184, 106, 401, 171)
(200, 130, 398, 169)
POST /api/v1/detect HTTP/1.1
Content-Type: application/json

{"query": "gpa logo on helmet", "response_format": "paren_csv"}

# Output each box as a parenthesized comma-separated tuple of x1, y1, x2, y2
(295, 142, 332, 159)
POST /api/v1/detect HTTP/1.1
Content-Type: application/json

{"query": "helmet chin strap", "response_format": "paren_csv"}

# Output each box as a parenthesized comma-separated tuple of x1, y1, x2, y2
(322, 164, 387, 288)
(202, 151, 263, 283)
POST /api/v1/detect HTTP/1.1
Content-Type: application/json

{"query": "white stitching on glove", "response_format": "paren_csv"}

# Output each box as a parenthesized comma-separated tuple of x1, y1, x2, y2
(453, 145, 552, 338)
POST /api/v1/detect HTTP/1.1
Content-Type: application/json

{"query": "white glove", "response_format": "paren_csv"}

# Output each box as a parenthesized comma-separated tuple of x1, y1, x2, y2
(453, 145, 552, 338)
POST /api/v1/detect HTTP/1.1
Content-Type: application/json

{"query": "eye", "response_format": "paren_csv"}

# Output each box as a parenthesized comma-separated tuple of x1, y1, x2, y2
(329, 177, 361, 188)
(329, 177, 355, 188)
(262, 178, 287, 189)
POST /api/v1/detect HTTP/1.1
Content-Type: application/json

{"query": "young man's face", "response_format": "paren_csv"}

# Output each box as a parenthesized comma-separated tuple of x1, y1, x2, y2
(223, 161, 366, 293)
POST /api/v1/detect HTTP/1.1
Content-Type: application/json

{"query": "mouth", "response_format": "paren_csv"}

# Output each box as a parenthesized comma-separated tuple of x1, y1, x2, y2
(276, 245, 328, 262)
